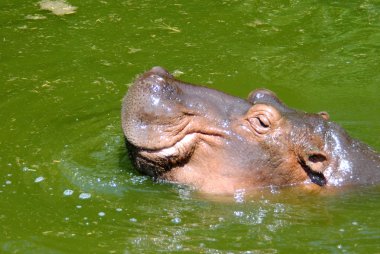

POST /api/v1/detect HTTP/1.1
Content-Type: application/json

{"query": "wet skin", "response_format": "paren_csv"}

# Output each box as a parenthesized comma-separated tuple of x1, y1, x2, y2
(122, 67, 380, 193)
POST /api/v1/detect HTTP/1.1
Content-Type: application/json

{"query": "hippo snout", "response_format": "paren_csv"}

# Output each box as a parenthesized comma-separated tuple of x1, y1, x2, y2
(121, 68, 184, 151)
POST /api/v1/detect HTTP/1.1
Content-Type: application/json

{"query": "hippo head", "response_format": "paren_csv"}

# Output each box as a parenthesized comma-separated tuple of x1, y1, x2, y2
(122, 67, 380, 193)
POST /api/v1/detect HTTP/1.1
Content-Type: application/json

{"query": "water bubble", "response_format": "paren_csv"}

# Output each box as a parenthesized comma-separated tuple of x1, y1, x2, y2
(22, 167, 30, 172)
(234, 189, 245, 203)
(98, 212, 106, 217)
(130, 218, 137, 223)
(116, 208, 122, 212)
(130, 175, 147, 185)
(234, 211, 244, 217)
(5, 180, 11, 185)
(34, 176, 45, 183)
(270, 185, 280, 194)
(172, 69, 184, 77)
(171, 217, 181, 224)
(178, 187, 191, 200)
(63, 189, 74, 196)
(25, 14, 47, 20)
(274, 203, 285, 213)
(79, 193, 91, 199)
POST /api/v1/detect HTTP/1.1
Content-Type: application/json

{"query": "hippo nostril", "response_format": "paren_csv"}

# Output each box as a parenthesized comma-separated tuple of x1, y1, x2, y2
(304, 150, 328, 173)
(299, 154, 328, 186)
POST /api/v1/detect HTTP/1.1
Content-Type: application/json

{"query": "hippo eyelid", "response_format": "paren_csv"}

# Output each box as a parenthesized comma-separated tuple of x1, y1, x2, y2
(256, 115, 270, 128)
(248, 115, 271, 135)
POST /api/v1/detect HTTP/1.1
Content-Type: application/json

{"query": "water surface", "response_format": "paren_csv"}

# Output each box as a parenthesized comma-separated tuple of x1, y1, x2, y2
(1, 0, 380, 253)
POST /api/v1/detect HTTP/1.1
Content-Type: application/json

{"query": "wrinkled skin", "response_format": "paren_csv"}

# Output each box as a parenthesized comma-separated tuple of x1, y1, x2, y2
(122, 67, 380, 193)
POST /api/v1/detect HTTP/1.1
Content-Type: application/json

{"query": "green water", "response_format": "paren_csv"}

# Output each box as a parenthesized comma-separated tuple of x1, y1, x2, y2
(1, 0, 380, 253)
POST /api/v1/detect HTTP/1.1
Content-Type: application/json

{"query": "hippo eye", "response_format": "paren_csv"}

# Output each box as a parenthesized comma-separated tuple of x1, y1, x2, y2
(246, 104, 281, 136)
(248, 114, 271, 135)
(257, 115, 270, 128)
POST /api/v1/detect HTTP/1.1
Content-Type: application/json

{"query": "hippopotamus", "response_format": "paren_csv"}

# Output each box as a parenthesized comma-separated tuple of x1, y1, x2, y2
(121, 67, 380, 193)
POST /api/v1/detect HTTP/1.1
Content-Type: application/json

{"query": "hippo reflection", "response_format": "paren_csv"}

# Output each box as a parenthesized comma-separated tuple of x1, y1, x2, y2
(122, 67, 380, 193)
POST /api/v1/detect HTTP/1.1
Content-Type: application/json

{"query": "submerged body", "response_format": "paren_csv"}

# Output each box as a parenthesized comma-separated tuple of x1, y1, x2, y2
(122, 67, 380, 193)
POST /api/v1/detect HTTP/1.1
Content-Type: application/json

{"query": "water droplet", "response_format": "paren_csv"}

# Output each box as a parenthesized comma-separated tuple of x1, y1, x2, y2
(98, 212, 105, 217)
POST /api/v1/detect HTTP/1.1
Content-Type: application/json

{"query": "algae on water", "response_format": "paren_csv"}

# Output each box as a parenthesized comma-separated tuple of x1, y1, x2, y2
(39, 0, 77, 16)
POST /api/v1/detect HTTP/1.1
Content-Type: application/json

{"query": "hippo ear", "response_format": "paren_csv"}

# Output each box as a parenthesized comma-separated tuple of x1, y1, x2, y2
(149, 66, 174, 79)
(318, 111, 330, 120)
(245, 104, 281, 136)
(248, 89, 281, 105)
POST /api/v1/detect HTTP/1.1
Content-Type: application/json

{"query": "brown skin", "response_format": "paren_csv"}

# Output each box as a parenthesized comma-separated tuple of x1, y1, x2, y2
(122, 67, 380, 194)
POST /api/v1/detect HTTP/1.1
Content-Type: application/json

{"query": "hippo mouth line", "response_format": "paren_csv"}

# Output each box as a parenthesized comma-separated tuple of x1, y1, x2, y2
(124, 136, 193, 178)
(136, 131, 225, 174)
(300, 161, 327, 186)
(143, 133, 198, 158)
